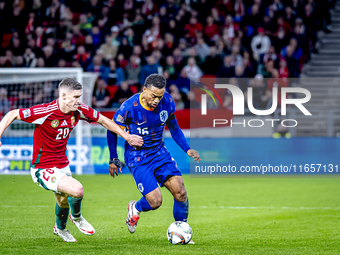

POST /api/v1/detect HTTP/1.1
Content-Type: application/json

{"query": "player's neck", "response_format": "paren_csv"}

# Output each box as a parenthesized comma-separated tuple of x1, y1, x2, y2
(58, 99, 71, 114)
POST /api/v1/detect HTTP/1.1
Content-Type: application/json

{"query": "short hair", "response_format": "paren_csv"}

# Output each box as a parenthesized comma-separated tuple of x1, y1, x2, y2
(58, 78, 82, 91)
(144, 74, 166, 89)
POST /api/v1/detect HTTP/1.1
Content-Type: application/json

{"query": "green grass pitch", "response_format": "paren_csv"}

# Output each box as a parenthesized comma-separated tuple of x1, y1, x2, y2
(0, 175, 340, 254)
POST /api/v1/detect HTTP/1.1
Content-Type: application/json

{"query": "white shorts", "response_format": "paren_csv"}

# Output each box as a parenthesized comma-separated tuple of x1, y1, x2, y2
(30, 165, 72, 193)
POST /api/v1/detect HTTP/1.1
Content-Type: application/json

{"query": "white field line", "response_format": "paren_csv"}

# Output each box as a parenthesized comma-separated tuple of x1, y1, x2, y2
(2, 205, 340, 210)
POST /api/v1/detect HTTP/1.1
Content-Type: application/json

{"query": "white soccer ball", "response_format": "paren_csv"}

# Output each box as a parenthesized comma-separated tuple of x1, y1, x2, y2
(167, 221, 193, 245)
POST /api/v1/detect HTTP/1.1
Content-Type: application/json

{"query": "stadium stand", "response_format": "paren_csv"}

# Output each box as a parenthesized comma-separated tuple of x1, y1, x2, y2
(0, 0, 335, 123)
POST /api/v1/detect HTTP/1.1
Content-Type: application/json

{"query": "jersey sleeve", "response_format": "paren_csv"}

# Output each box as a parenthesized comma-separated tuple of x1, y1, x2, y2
(168, 94, 176, 115)
(19, 104, 55, 124)
(78, 103, 100, 123)
(113, 101, 130, 128)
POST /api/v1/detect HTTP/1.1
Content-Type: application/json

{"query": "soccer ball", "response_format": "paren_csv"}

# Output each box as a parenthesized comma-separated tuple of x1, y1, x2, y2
(167, 221, 192, 244)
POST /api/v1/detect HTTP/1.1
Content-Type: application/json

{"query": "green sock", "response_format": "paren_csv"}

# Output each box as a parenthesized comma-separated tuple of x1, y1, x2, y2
(67, 196, 82, 218)
(55, 203, 69, 230)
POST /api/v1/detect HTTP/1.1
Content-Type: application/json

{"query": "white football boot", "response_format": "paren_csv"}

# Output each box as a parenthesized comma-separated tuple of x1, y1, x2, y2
(69, 215, 95, 235)
(126, 200, 140, 233)
(188, 239, 195, 244)
(53, 225, 77, 242)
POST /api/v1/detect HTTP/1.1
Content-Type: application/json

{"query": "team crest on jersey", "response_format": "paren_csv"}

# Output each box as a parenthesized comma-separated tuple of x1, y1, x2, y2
(159, 110, 168, 123)
(71, 116, 75, 126)
(116, 114, 124, 123)
(23, 109, 31, 119)
(138, 183, 144, 193)
(51, 176, 56, 183)
(51, 119, 59, 128)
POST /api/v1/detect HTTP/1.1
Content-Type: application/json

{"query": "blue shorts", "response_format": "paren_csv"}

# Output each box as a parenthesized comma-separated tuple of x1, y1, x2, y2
(128, 152, 181, 196)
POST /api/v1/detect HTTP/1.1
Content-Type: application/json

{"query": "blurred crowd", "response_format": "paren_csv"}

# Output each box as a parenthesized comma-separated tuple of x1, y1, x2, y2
(0, 0, 334, 111)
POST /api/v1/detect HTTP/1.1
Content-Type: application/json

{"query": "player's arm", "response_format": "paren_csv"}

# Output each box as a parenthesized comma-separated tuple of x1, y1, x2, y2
(106, 129, 123, 178)
(166, 114, 202, 163)
(97, 113, 143, 148)
(0, 110, 21, 146)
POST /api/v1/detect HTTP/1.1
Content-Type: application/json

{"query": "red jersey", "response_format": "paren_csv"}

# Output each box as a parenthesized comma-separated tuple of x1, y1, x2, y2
(18, 99, 99, 169)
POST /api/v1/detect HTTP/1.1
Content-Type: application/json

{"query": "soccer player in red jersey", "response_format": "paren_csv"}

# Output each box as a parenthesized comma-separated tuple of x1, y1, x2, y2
(0, 78, 143, 242)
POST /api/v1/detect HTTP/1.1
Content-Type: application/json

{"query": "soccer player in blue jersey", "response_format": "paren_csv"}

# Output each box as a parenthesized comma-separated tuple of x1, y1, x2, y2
(107, 74, 201, 242)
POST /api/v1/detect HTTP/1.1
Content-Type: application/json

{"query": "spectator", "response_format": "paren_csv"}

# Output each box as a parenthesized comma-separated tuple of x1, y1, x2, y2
(194, 38, 210, 62)
(164, 55, 178, 80)
(98, 34, 118, 61)
(36, 57, 45, 67)
(139, 55, 162, 85)
(230, 45, 243, 67)
(223, 15, 238, 44)
(126, 55, 141, 86)
(78, 13, 92, 35)
(262, 45, 278, 64)
(110, 26, 121, 47)
(84, 35, 96, 57)
(108, 59, 124, 86)
(56, 19, 68, 44)
(90, 26, 102, 49)
(34, 26, 45, 49)
(251, 27, 271, 61)
(142, 0, 158, 19)
(284, 45, 300, 77)
(168, 84, 185, 110)
(87, 55, 110, 82)
(0, 88, 10, 117)
(203, 46, 223, 75)
(45, 0, 66, 27)
(183, 47, 203, 67)
(281, 38, 302, 60)
(162, 33, 175, 57)
(42, 45, 57, 67)
(57, 58, 67, 68)
(172, 47, 184, 72)
(9, 37, 25, 56)
(111, 81, 134, 106)
(117, 53, 129, 70)
(14, 55, 24, 67)
(211, 7, 224, 27)
(266, 69, 289, 107)
(204, 16, 219, 41)
(92, 78, 111, 108)
(73, 45, 91, 70)
(184, 16, 203, 38)
(23, 48, 37, 67)
(234, 0, 245, 22)
(60, 39, 76, 64)
(118, 37, 133, 59)
(249, 74, 270, 110)
(183, 57, 203, 82)
(217, 55, 235, 78)
(223, 77, 241, 110)
(278, 57, 289, 78)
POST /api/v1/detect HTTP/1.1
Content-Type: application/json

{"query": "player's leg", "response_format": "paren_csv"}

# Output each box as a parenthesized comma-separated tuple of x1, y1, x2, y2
(163, 175, 189, 222)
(126, 165, 161, 233)
(164, 175, 195, 244)
(154, 158, 189, 222)
(57, 175, 95, 235)
(53, 193, 77, 242)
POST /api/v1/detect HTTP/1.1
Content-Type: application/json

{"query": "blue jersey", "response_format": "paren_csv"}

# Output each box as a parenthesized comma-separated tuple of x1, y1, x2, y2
(113, 92, 176, 166)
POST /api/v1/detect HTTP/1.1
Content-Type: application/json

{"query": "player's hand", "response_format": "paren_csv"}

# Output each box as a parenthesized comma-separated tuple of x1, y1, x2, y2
(127, 134, 143, 147)
(187, 149, 202, 163)
(108, 158, 123, 178)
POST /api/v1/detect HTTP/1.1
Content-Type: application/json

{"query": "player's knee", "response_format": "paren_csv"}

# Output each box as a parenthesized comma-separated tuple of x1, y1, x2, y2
(72, 185, 84, 198)
(149, 196, 162, 209)
(174, 189, 187, 202)
(59, 196, 69, 207)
